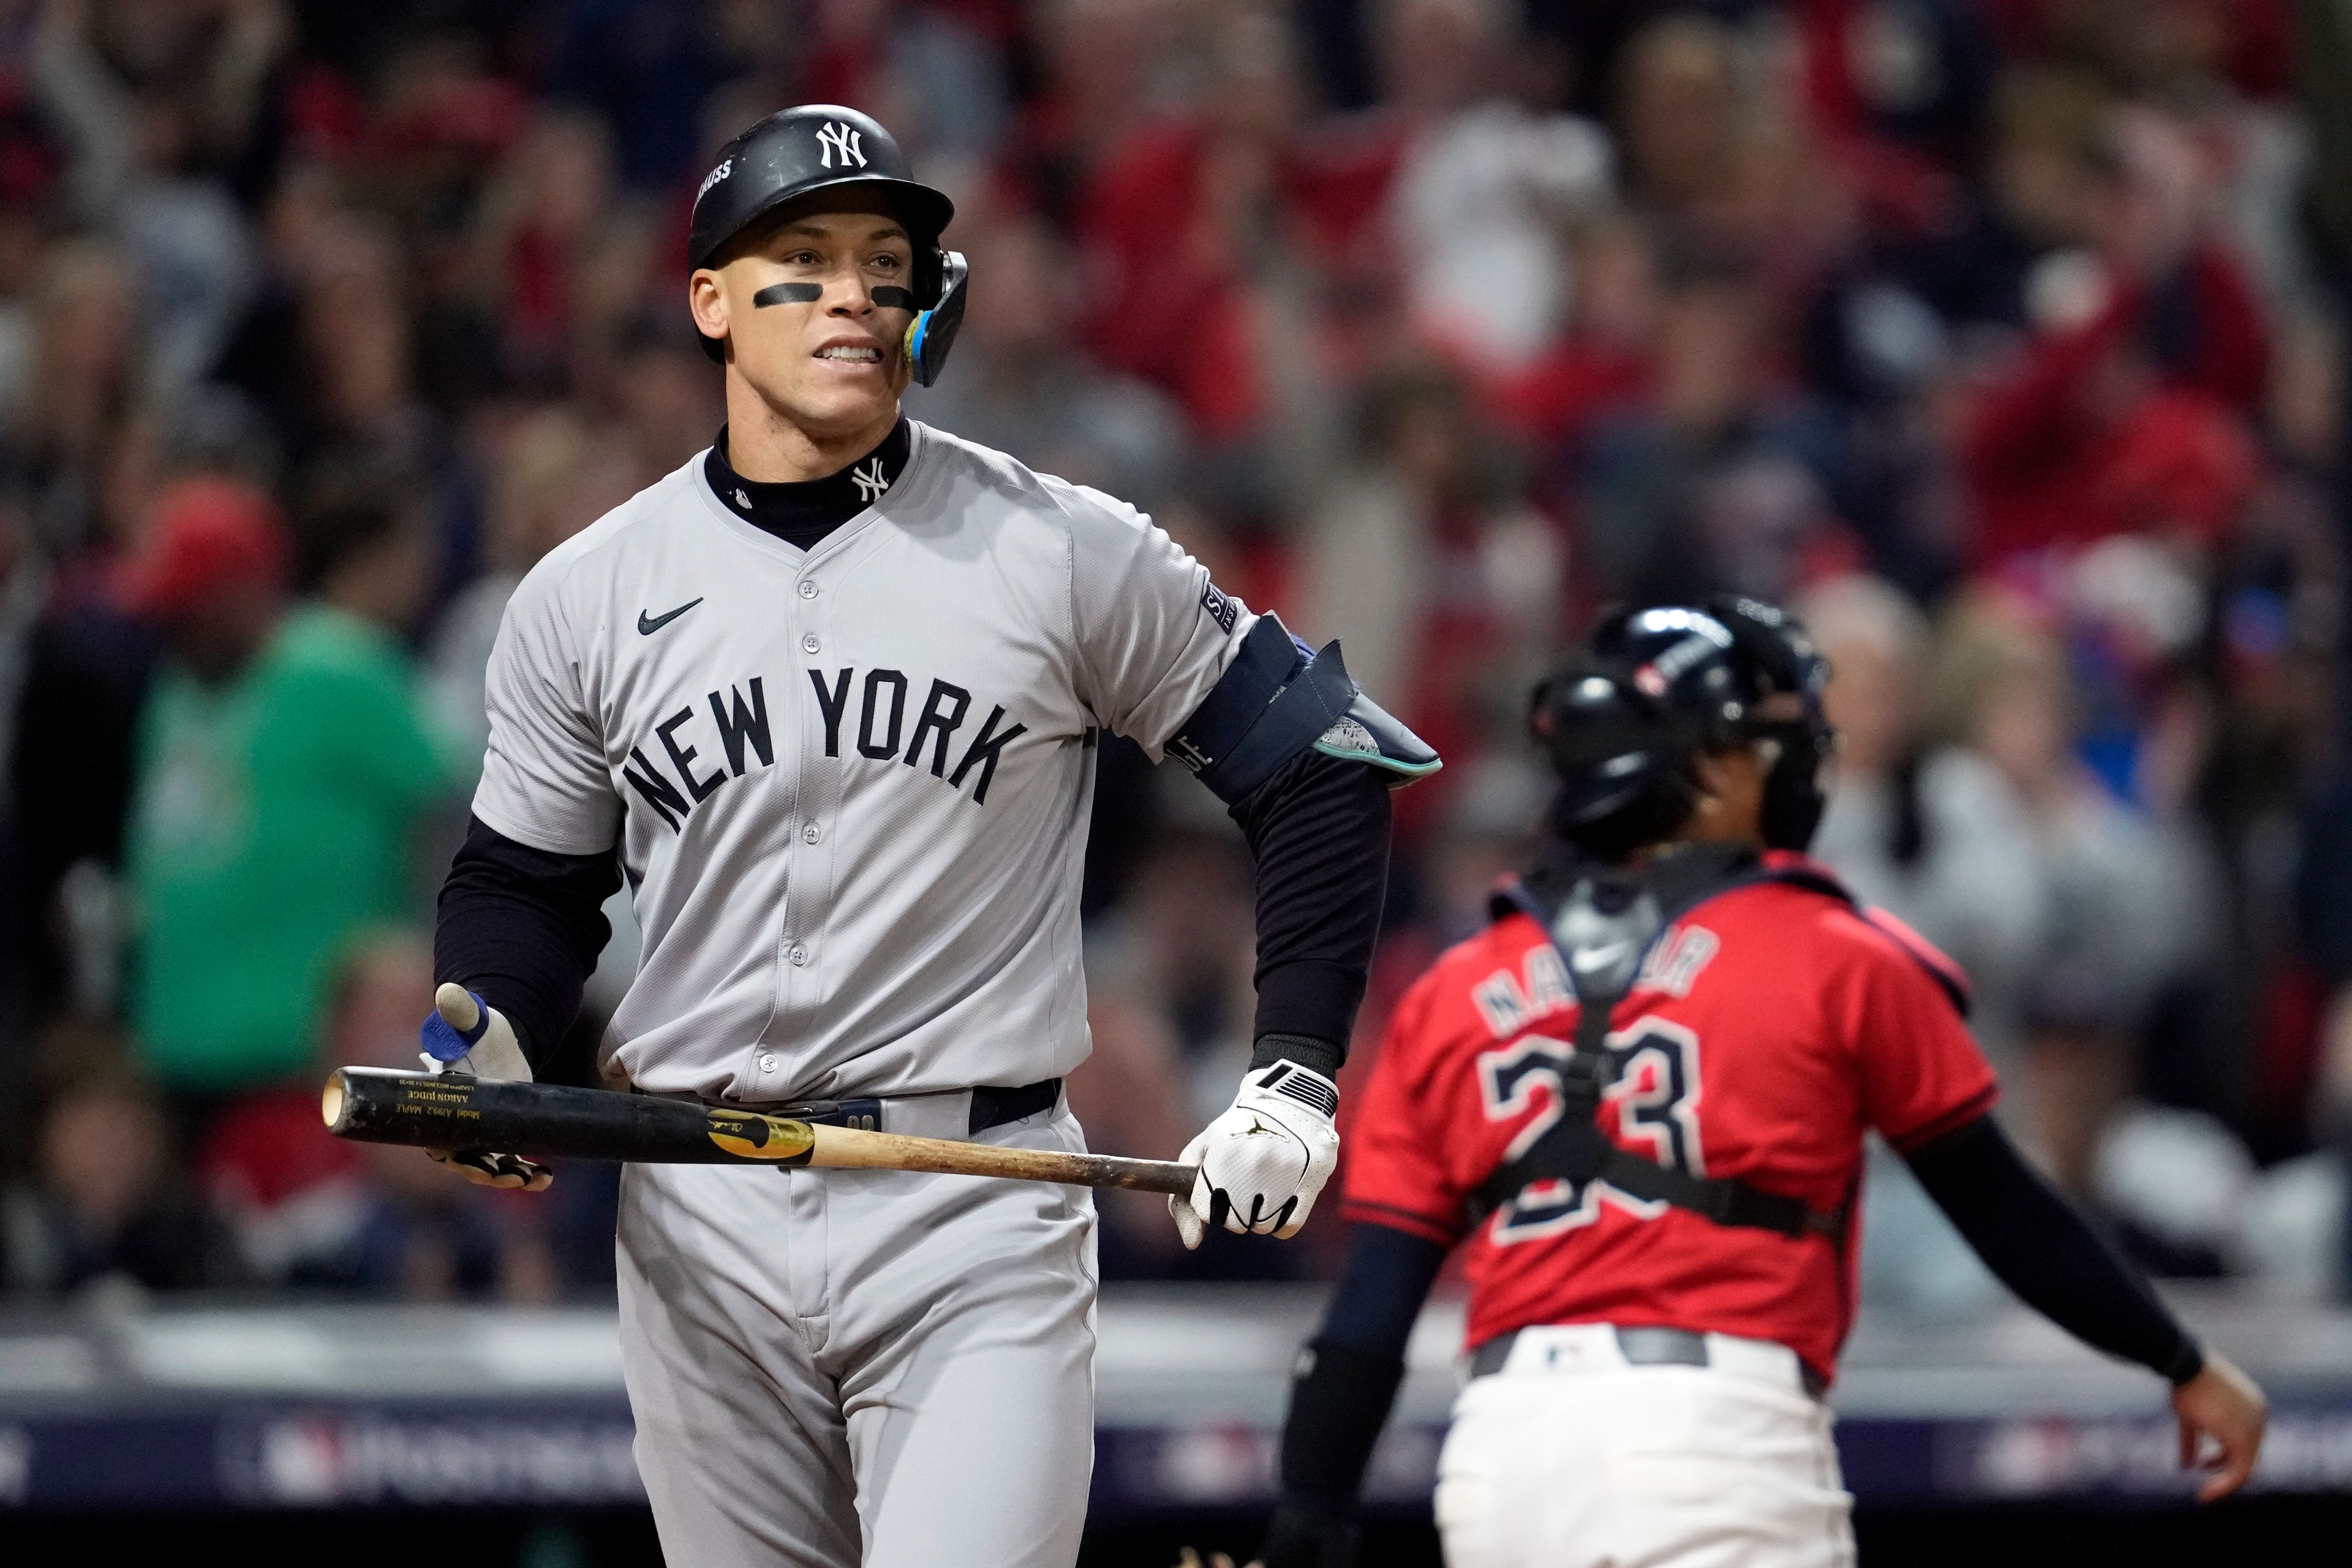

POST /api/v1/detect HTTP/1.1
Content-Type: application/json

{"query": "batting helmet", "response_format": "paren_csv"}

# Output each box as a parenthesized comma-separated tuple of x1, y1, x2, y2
(1529, 600, 1834, 856)
(687, 105, 967, 385)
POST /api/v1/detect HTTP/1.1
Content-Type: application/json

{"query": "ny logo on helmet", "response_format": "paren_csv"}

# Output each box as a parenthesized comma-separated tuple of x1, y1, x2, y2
(817, 123, 867, 169)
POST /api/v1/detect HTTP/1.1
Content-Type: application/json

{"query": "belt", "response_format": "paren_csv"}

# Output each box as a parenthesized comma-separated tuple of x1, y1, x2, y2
(639, 1077, 1061, 1138)
(1468, 1324, 1828, 1400)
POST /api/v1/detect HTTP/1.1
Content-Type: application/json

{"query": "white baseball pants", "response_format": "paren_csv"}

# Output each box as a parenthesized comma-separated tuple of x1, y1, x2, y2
(1434, 1325, 1855, 1568)
(616, 1097, 1098, 1567)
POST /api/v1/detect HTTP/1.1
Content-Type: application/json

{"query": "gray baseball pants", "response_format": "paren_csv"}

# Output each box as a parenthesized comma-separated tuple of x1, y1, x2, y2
(616, 1095, 1099, 1567)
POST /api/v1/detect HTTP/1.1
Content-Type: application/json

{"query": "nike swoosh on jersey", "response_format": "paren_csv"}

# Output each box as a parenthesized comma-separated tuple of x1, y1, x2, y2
(1574, 939, 1634, 971)
(638, 598, 704, 635)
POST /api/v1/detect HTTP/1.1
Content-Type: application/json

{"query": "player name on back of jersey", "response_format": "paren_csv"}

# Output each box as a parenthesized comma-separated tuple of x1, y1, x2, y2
(618, 664, 1031, 832)
(1470, 920, 1721, 1039)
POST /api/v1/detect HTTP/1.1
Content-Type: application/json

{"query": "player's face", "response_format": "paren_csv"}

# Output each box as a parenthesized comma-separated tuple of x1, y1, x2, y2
(690, 195, 918, 438)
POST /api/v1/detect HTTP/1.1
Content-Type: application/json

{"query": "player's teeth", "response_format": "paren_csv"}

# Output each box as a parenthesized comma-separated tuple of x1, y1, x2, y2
(819, 347, 879, 361)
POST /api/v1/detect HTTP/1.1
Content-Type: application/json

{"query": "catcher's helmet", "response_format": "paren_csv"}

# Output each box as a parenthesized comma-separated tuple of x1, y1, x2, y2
(1701, 594, 1836, 850)
(687, 105, 967, 385)
(1529, 600, 1834, 854)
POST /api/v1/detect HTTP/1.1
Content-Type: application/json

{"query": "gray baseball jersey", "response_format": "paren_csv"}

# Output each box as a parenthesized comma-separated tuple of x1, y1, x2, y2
(473, 420, 1256, 1099)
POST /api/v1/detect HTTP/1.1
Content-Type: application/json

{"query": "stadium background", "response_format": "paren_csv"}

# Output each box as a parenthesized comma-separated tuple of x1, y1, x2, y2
(2, 0, 2351, 1559)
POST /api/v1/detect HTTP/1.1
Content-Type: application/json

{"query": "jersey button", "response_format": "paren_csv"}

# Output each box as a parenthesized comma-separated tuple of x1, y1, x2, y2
(802, 823, 821, 843)
(758, 1053, 778, 1074)
(801, 633, 820, 654)
(798, 580, 818, 599)
(789, 944, 810, 966)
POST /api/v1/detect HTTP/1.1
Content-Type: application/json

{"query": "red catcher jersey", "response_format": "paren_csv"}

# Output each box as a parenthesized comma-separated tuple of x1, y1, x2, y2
(1342, 863, 1997, 1385)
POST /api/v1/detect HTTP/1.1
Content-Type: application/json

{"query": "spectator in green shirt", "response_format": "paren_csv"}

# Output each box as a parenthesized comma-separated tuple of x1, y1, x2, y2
(120, 475, 462, 1095)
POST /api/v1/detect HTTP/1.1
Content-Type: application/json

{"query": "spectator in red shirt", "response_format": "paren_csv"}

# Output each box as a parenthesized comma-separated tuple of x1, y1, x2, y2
(1077, 22, 1280, 438)
(1959, 105, 2269, 565)
(1483, 215, 1658, 450)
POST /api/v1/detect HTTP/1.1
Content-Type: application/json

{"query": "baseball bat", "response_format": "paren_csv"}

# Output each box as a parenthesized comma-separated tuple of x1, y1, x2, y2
(322, 1067, 1198, 1196)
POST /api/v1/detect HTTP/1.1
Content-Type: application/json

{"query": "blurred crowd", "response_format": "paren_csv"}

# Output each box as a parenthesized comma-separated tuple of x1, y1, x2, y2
(0, 0, 2349, 1314)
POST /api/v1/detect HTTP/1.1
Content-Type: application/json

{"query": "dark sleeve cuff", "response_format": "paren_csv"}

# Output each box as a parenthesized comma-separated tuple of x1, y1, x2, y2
(1252, 1032, 1343, 1079)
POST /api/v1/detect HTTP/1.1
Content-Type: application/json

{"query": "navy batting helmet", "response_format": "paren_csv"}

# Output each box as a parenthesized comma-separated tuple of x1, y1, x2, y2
(687, 105, 967, 385)
(1529, 600, 1833, 855)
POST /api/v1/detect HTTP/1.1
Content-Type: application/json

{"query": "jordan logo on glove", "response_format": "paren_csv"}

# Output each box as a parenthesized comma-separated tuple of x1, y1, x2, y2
(1170, 1060, 1343, 1249)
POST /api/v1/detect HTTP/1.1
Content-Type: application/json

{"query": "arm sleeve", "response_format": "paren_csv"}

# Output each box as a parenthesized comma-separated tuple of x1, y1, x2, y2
(1235, 750, 1392, 1074)
(435, 814, 622, 1071)
(1905, 1114, 2205, 1385)
(1279, 1221, 1450, 1507)
(1061, 481, 1254, 757)
(473, 561, 624, 856)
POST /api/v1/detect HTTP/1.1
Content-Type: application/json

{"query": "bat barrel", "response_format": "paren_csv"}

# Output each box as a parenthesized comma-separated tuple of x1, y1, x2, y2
(323, 1068, 1201, 1196)
(322, 1068, 817, 1164)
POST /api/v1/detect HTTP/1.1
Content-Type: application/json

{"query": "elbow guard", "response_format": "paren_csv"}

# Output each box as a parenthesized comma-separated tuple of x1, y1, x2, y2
(1169, 614, 1441, 804)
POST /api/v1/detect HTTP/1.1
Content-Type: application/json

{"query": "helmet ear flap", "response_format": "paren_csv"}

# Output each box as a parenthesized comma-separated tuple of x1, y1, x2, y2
(905, 250, 967, 387)
(1699, 594, 1836, 851)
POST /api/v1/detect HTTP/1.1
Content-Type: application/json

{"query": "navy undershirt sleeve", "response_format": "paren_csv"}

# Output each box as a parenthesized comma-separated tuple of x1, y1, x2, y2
(1278, 1221, 1450, 1509)
(1229, 749, 1393, 1076)
(434, 814, 621, 1072)
(1905, 1114, 2204, 1384)
(1317, 1218, 1450, 1356)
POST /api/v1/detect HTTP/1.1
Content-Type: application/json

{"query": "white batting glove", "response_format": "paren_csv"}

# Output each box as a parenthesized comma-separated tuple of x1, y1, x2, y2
(418, 982, 552, 1192)
(1169, 1062, 1341, 1248)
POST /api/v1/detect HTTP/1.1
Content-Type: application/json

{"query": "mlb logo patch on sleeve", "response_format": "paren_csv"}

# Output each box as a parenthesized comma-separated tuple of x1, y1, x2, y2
(1200, 580, 1239, 635)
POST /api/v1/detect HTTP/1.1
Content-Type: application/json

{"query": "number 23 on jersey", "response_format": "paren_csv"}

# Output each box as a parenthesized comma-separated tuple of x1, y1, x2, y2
(1476, 1019, 1704, 1243)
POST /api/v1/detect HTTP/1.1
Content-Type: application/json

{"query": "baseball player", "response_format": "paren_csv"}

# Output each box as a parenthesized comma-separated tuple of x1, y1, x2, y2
(1237, 600, 2267, 1568)
(416, 105, 1436, 1567)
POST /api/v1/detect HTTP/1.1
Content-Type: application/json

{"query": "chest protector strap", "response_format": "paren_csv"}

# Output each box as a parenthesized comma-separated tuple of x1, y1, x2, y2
(1466, 845, 1850, 1242)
